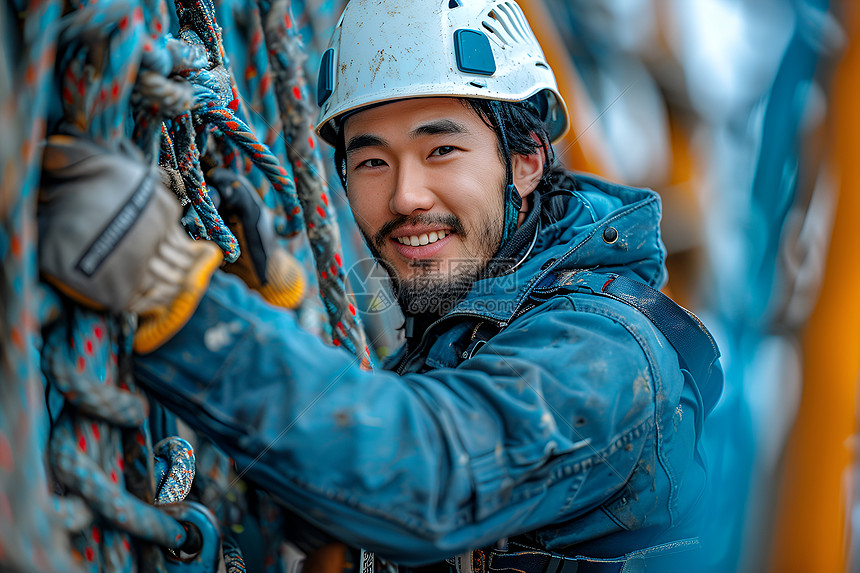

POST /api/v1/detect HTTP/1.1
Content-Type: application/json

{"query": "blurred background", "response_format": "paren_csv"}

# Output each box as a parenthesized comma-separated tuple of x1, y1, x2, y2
(2, 0, 860, 571)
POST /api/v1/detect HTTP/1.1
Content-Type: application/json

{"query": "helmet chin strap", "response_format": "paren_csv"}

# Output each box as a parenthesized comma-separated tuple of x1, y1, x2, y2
(489, 101, 522, 246)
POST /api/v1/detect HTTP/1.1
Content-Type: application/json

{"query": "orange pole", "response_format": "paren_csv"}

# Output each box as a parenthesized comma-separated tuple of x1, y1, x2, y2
(769, 6, 860, 571)
(519, 1, 614, 177)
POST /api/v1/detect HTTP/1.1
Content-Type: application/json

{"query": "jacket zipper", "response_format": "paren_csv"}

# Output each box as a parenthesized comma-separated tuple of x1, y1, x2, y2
(395, 312, 505, 375)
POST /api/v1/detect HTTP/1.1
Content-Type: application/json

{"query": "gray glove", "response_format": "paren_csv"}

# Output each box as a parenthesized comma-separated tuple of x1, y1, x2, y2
(38, 135, 221, 352)
(38, 135, 185, 311)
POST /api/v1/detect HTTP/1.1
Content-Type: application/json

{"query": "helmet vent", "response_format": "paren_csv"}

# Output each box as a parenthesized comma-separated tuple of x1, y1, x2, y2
(482, 2, 537, 49)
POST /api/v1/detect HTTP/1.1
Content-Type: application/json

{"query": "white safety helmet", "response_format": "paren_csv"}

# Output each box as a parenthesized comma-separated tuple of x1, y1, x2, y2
(314, 0, 570, 146)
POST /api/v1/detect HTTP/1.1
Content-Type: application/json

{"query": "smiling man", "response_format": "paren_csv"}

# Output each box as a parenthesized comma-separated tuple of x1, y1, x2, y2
(342, 97, 539, 321)
(46, 0, 722, 571)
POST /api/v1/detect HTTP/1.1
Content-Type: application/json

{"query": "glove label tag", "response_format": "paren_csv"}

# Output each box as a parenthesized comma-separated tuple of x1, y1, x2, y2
(75, 174, 155, 277)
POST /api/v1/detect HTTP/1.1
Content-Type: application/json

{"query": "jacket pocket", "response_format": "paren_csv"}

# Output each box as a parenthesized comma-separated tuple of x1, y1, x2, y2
(601, 434, 661, 531)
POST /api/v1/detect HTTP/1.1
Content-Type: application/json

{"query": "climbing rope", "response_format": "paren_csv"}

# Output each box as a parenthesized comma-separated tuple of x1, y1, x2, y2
(167, 0, 305, 259)
(4, 0, 376, 569)
(35, 0, 221, 570)
(0, 0, 81, 570)
(257, 0, 373, 369)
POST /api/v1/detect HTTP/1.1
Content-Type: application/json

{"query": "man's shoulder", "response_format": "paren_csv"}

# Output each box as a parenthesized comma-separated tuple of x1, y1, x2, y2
(509, 271, 672, 351)
(504, 269, 722, 418)
(505, 283, 677, 377)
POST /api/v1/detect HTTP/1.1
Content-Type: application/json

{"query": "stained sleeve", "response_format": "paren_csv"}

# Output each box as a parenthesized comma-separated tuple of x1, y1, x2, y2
(133, 272, 655, 564)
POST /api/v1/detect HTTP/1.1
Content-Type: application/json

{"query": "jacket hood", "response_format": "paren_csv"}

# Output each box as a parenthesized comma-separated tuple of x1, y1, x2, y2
(532, 172, 666, 285)
(453, 171, 667, 322)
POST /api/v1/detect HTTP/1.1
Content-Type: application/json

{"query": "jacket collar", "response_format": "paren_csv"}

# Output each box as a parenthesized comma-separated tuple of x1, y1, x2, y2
(450, 172, 667, 325)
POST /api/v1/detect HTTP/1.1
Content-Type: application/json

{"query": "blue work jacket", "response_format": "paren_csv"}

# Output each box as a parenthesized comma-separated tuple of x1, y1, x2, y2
(134, 173, 721, 566)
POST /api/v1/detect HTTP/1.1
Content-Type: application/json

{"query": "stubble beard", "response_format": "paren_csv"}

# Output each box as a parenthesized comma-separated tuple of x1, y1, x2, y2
(361, 205, 504, 320)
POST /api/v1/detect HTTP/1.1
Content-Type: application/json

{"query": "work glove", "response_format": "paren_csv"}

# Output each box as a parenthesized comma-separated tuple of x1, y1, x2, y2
(207, 167, 306, 309)
(37, 135, 222, 353)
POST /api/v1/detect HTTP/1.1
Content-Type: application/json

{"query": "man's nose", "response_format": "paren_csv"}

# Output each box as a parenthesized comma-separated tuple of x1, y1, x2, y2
(389, 160, 435, 215)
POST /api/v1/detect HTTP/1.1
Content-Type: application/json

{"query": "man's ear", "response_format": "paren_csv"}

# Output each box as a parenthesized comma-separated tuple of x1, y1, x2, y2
(511, 148, 545, 202)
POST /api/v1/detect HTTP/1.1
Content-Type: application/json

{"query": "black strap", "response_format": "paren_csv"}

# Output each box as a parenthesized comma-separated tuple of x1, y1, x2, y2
(488, 549, 631, 573)
(602, 274, 722, 414)
(484, 537, 699, 573)
(533, 270, 723, 415)
(490, 551, 588, 573)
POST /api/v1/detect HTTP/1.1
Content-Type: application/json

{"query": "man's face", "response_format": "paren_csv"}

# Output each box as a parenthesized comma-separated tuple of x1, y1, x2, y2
(342, 98, 506, 317)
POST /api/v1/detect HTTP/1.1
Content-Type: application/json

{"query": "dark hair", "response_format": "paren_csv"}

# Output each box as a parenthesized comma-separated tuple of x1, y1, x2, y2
(463, 98, 555, 189)
(333, 98, 556, 191)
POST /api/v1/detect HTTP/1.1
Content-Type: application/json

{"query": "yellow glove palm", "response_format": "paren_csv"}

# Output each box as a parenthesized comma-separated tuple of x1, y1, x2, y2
(129, 224, 222, 354)
(209, 167, 307, 310)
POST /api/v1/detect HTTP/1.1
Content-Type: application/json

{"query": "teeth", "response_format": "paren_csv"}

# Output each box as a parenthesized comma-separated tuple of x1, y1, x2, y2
(396, 230, 449, 246)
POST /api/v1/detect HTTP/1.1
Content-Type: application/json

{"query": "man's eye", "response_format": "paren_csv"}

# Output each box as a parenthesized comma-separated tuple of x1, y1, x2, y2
(430, 146, 456, 157)
(359, 158, 387, 168)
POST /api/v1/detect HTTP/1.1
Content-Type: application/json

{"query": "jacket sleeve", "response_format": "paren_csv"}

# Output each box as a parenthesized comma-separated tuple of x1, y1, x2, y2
(133, 272, 656, 564)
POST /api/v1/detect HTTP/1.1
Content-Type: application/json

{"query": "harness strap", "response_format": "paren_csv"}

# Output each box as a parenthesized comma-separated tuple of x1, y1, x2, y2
(482, 538, 700, 573)
(489, 550, 623, 573)
(533, 270, 723, 415)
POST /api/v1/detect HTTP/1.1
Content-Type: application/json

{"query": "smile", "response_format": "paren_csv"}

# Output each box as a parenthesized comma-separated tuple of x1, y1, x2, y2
(395, 230, 450, 246)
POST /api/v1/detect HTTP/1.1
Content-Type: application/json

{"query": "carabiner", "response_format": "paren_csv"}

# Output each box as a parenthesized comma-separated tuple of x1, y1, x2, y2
(161, 501, 221, 572)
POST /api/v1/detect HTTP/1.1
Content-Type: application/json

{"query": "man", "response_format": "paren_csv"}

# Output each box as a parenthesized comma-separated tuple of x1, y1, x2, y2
(41, 0, 722, 570)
